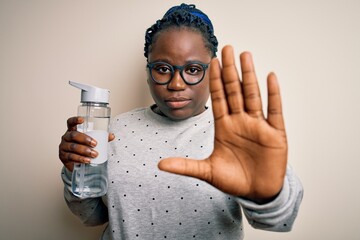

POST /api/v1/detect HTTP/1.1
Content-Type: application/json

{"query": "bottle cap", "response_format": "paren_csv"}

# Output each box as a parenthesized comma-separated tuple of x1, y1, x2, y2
(69, 81, 110, 104)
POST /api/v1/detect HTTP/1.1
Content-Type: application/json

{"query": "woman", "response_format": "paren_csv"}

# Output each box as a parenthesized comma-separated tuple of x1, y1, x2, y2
(59, 3, 303, 239)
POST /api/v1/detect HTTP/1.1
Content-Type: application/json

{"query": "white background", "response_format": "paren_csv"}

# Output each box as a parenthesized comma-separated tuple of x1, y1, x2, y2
(0, 0, 359, 239)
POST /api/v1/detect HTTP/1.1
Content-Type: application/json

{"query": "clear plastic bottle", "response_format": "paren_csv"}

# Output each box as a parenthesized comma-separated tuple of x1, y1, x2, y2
(69, 81, 111, 199)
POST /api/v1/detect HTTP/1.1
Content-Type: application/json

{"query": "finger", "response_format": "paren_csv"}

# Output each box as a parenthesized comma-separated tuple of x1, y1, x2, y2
(67, 117, 84, 131)
(64, 162, 74, 172)
(60, 141, 98, 159)
(267, 72, 285, 130)
(240, 52, 264, 118)
(221, 45, 244, 114)
(62, 131, 97, 147)
(158, 158, 212, 183)
(210, 58, 228, 119)
(59, 150, 91, 164)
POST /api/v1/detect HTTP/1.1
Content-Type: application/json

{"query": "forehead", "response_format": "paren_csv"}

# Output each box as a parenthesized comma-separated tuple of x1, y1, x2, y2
(148, 28, 211, 64)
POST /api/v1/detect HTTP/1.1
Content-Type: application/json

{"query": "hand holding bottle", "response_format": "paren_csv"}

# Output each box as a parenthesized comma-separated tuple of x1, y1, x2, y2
(59, 116, 115, 171)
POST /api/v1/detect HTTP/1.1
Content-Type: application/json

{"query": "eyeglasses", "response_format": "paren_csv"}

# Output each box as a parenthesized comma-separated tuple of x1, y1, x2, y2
(146, 61, 210, 85)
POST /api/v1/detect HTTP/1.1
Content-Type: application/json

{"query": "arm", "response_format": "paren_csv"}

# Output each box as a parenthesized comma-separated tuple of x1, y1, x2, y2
(237, 165, 303, 231)
(59, 117, 114, 226)
(62, 166, 108, 226)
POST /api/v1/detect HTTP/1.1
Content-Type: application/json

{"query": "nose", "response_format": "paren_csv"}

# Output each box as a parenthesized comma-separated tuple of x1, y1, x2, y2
(167, 69, 186, 90)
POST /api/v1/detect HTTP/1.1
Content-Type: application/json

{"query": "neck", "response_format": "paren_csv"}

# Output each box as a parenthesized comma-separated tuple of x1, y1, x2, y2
(151, 104, 208, 118)
(151, 104, 166, 117)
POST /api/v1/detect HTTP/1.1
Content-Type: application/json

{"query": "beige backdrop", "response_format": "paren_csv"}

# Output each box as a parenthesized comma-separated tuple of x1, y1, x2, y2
(1, 0, 359, 239)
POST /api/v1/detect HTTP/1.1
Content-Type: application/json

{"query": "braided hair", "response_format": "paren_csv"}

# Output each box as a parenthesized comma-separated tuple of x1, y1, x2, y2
(144, 3, 218, 59)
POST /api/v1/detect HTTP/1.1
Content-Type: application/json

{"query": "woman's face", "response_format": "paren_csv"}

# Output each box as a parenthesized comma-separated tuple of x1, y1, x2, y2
(147, 28, 212, 121)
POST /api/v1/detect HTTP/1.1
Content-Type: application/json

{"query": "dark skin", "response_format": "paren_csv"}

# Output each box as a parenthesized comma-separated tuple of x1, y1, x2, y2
(59, 28, 287, 203)
(147, 28, 211, 120)
(58, 117, 115, 171)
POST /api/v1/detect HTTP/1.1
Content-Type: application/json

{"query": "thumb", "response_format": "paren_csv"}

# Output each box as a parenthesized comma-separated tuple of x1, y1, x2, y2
(158, 157, 212, 182)
(108, 133, 115, 142)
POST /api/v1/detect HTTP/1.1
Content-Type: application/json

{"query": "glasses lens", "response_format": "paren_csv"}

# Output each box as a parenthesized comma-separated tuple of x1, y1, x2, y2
(182, 63, 206, 84)
(149, 62, 207, 84)
(150, 62, 172, 84)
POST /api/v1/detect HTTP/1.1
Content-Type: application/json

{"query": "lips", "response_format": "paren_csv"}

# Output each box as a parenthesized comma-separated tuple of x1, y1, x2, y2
(165, 97, 191, 109)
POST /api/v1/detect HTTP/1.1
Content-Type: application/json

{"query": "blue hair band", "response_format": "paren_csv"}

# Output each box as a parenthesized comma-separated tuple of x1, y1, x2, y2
(163, 4, 214, 33)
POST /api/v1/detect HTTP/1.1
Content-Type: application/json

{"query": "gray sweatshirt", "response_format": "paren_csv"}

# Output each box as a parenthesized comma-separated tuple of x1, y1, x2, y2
(62, 106, 303, 240)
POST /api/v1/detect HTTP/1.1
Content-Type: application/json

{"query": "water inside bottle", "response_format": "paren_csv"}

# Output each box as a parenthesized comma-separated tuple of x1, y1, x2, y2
(72, 161, 108, 198)
(72, 115, 109, 198)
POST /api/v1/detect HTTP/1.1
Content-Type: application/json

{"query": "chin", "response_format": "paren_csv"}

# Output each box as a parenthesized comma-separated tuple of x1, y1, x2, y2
(165, 109, 194, 121)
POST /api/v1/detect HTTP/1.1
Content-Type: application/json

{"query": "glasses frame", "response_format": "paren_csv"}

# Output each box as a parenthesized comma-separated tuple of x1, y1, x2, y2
(146, 61, 210, 85)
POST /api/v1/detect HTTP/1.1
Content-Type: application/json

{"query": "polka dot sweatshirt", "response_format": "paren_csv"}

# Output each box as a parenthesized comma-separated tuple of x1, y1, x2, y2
(62, 106, 303, 240)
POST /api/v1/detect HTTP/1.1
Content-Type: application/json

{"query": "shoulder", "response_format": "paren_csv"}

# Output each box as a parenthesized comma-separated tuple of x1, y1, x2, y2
(109, 106, 161, 132)
(112, 107, 148, 121)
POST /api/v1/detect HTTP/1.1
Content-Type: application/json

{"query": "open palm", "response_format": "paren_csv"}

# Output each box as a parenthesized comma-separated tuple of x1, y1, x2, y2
(159, 45, 288, 202)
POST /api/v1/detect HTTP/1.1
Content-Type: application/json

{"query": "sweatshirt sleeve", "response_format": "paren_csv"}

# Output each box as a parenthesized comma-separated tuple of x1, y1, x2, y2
(61, 166, 109, 226)
(236, 165, 303, 232)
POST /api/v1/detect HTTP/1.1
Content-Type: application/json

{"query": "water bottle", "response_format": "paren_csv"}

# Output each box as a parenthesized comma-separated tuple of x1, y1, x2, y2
(69, 81, 111, 199)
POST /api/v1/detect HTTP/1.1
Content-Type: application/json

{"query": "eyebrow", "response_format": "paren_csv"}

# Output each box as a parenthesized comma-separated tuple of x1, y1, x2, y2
(148, 59, 210, 65)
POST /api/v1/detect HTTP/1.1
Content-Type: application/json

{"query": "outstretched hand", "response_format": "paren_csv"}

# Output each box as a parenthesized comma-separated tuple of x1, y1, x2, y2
(158, 45, 288, 202)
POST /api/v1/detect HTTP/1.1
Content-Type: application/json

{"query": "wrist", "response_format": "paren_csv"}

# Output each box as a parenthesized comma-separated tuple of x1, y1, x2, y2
(244, 189, 282, 205)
